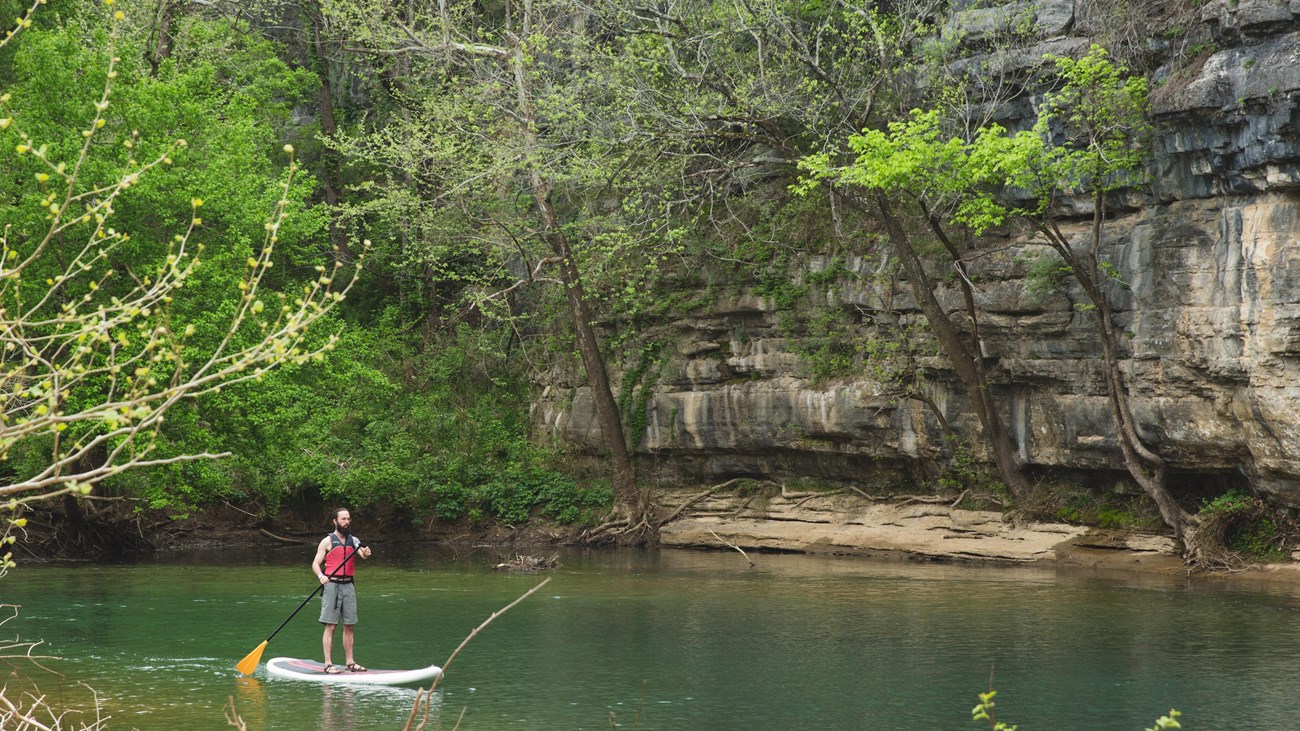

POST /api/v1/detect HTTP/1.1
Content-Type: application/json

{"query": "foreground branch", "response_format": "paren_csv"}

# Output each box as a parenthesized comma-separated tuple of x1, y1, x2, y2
(708, 529, 754, 568)
(403, 576, 553, 731)
(0, 1, 366, 543)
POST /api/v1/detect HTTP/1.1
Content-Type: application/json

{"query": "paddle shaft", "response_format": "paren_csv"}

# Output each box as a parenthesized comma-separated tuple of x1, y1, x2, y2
(262, 540, 364, 643)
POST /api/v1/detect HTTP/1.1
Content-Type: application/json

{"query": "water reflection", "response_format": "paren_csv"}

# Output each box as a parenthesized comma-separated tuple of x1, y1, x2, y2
(320, 683, 358, 728)
(233, 677, 267, 729)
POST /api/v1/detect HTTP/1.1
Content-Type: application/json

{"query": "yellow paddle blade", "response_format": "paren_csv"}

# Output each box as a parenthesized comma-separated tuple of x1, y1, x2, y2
(236, 640, 268, 676)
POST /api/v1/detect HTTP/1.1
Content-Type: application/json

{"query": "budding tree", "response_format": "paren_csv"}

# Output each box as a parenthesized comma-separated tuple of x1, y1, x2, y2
(0, 1, 362, 574)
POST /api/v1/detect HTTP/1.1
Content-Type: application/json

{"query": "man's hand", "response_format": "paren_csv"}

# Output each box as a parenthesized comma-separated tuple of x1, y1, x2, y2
(359, 546, 372, 559)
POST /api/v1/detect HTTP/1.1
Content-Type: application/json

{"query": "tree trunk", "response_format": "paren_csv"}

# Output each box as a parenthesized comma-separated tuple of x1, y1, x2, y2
(145, 0, 179, 77)
(1043, 200, 1195, 550)
(305, 0, 352, 266)
(1092, 271, 1195, 547)
(875, 194, 1031, 498)
(510, 18, 643, 518)
(532, 188, 642, 515)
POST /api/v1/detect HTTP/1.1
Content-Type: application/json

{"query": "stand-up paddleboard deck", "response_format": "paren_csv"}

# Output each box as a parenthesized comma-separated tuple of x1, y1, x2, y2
(266, 657, 442, 685)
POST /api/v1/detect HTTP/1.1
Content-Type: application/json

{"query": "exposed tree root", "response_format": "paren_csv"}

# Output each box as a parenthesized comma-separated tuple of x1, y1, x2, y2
(726, 495, 759, 517)
(19, 496, 161, 559)
(650, 481, 993, 538)
(789, 493, 821, 509)
(582, 517, 630, 543)
(842, 484, 878, 501)
(582, 513, 656, 545)
(655, 478, 758, 526)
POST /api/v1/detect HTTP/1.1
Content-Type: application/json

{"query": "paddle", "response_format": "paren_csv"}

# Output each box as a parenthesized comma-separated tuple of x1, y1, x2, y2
(236, 540, 363, 675)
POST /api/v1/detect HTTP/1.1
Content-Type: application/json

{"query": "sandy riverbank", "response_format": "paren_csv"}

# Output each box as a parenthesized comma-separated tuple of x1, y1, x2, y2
(654, 488, 1300, 585)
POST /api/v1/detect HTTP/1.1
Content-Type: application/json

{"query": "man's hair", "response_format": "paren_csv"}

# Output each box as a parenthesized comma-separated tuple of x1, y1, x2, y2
(329, 507, 351, 524)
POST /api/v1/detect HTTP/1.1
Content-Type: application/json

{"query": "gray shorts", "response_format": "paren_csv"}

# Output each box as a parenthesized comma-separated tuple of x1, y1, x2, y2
(319, 582, 358, 626)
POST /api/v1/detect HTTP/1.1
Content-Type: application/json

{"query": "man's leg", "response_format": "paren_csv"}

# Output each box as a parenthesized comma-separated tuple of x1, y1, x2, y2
(322, 623, 336, 666)
(319, 583, 346, 671)
(342, 623, 355, 667)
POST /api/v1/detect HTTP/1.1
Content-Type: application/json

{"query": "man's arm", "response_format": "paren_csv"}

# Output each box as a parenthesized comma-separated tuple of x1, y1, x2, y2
(312, 538, 330, 584)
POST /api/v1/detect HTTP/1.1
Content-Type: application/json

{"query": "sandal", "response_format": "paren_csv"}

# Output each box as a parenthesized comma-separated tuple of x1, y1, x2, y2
(345, 663, 367, 672)
(323, 664, 344, 674)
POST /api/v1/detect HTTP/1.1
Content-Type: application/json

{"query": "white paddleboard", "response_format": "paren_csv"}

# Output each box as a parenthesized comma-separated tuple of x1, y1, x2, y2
(265, 657, 442, 685)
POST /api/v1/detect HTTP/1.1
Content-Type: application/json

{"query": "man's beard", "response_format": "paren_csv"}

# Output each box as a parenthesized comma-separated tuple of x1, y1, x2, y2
(336, 523, 351, 538)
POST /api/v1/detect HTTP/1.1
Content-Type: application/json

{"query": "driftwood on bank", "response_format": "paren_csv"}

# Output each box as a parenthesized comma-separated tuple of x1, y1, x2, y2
(258, 529, 307, 545)
(492, 554, 559, 571)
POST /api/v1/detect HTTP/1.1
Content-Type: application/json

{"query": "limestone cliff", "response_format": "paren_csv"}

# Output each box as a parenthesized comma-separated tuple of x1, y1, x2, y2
(534, 3, 1300, 506)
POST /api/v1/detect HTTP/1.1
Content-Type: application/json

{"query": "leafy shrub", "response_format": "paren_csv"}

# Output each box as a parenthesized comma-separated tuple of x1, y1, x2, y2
(934, 440, 1009, 506)
(1096, 507, 1142, 530)
(1198, 489, 1298, 563)
(431, 482, 473, 521)
(538, 478, 613, 525)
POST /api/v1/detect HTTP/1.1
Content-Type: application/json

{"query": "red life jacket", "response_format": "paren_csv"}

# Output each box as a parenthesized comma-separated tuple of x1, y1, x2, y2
(324, 533, 362, 579)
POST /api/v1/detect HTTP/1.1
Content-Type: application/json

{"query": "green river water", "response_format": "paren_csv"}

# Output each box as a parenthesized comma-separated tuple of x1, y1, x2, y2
(5, 545, 1300, 730)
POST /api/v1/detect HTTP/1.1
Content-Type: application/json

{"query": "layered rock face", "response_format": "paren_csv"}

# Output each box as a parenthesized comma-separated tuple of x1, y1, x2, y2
(534, 4, 1300, 503)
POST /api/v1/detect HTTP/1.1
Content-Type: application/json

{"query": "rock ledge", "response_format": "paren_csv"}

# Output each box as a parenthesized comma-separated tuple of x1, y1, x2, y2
(659, 490, 1189, 573)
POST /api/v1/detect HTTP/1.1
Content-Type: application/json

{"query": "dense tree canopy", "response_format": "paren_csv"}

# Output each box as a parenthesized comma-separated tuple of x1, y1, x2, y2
(0, 0, 1227, 558)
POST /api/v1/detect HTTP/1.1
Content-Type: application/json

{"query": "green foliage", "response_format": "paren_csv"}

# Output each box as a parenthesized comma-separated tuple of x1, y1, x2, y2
(0, 503, 22, 578)
(0, 14, 327, 498)
(794, 306, 863, 382)
(809, 46, 1151, 239)
(971, 690, 1017, 731)
(1146, 709, 1183, 730)
(706, 188, 837, 305)
(1198, 490, 1297, 562)
(1200, 489, 1259, 518)
(0, 4, 616, 530)
(1020, 46, 1151, 207)
(1232, 517, 1284, 560)
(1, 16, 320, 253)
(1096, 507, 1144, 530)
(973, 690, 1182, 731)
(618, 340, 665, 451)
(538, 478, 613, 525)
(756, 254, 811, 310)
(1019, 250, 1072, 303)
(0, 2, 358, 525)
(112, 314, 600, 525)
(1032, 482, 1160, 530)
(1061, 499, 1141, 529)
(475, 469, 610, 525)
(936, 440, 1008, 503)
(801, 107, 1042, 236)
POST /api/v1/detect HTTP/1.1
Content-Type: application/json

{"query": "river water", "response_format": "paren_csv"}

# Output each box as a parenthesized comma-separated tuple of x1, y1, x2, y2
(5, 545, 1300, 730)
